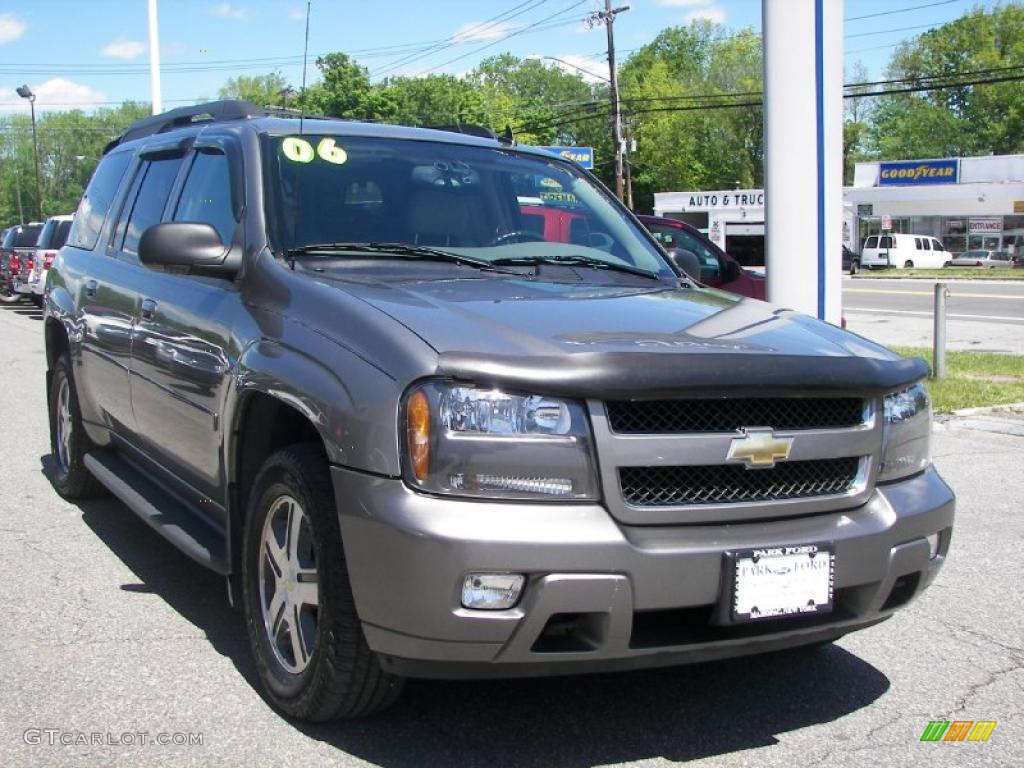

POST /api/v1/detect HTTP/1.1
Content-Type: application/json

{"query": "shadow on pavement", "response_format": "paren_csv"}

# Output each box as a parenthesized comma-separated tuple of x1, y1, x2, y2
(43, 452, 891, 766)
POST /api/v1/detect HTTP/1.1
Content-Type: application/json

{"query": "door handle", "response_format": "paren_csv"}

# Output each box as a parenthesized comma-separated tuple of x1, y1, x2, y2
(140, 298, 157, 320)
(85, 280, 98, 298)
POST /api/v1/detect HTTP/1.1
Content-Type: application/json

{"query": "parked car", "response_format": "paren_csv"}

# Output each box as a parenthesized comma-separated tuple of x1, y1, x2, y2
(636, 214, 766, 299)
(1, 222, 43, 303)
(842, 245, 860, 275)
(860, 233, 948, 269)
(19, 214, 74, 306)
(945, 249, 1014, 269)
(45, 100, 954, 721)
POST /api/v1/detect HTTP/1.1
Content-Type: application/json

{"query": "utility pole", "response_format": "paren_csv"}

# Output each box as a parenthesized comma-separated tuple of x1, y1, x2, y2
(590, 1, 629, 201)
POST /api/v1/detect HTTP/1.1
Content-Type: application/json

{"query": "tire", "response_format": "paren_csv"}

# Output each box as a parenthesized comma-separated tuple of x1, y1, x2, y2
(0, 286, 23, 304)
(849, 260, 859, 275)
(48, 353, 105, 499)
(944, 261, 952, 268)
(242, 443, 403, 721)
(903, 260, 914, 269)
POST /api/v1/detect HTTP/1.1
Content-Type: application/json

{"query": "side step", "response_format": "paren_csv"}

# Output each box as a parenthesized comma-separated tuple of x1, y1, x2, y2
(84, 450, 228, 574)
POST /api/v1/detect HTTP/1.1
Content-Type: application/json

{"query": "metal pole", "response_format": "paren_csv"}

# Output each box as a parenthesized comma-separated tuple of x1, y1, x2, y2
(148, 0, 163, 114)
(933, 282, 948, 379)
(28, 97, 42, 220)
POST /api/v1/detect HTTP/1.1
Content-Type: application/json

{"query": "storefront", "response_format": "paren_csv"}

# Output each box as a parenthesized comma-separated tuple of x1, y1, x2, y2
(652, 189, 766, 266)
(844, 155, 1024, 255)
(653, 153, 1024, 263)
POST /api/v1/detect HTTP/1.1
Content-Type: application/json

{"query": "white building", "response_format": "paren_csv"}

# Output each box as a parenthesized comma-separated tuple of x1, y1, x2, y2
(653, 153, 1024, 264)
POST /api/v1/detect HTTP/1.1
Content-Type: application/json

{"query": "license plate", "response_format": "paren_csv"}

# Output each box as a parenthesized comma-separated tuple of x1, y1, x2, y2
(728, 543, 834, 623)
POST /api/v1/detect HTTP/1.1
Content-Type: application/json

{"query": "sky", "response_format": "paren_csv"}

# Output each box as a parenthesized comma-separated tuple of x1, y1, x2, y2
(0, 0, 1002, 114)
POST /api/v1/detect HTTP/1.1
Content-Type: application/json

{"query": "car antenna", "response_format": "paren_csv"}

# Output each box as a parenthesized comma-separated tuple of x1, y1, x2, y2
(299, 1, 311, 135)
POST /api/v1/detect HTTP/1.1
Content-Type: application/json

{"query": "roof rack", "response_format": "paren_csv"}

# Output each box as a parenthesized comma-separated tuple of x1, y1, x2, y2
(427, 123, 515, 146)
(104, 99, 266, 154)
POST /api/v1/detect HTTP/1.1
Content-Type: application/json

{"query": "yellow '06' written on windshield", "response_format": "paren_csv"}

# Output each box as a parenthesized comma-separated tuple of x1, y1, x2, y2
(281, 137, 348, 165)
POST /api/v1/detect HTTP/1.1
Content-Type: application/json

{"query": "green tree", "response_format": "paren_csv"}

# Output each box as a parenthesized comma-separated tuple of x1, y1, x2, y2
(218, 71, 291, 107)
(618, 20, 763, 211)
(379, 74, 486, 126)
(867, 3, 1024, 158)
(304, 52, 397, 120)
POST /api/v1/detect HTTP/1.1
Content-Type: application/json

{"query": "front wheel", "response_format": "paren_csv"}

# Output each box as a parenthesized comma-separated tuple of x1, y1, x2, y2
(242, 444, 403, 721)
(903, 260, 915, 269)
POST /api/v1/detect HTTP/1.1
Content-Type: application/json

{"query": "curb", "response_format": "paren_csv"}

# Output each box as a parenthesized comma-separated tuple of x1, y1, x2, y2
(948, 401, 1024, 417)
(851, 275, 1024, 283)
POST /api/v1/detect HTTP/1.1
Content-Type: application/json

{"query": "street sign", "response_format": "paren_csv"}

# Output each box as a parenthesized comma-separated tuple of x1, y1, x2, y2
(881, 214, 892, 230)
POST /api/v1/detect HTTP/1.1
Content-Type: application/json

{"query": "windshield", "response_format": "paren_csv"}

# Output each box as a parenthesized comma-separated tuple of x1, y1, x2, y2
(263, 134, 673, 278)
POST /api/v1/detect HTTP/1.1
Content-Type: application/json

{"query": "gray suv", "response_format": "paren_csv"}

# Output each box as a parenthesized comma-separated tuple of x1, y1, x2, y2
(44, 101, 954, 721)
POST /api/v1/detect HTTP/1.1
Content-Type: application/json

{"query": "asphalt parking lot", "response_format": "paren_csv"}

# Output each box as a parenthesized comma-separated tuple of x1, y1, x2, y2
(0, 300, 1020, 768)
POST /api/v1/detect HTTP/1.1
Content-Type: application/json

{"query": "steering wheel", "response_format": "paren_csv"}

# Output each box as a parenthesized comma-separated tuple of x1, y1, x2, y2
(489, 230, 546, 246)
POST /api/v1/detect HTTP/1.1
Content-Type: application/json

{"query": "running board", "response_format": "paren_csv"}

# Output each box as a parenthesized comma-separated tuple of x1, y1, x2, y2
(84, 450, 228, 574)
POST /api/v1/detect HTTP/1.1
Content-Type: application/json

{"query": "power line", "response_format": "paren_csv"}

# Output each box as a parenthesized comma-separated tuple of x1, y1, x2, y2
(845, 0, 963, 22)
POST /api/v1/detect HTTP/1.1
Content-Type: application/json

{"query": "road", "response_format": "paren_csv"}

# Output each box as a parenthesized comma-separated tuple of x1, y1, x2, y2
(843, 278, 1024, 354)
(1, 300, 1021, 768)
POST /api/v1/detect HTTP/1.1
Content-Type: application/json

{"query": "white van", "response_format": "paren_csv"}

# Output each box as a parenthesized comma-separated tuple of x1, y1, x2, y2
(860, 233, 949, 269)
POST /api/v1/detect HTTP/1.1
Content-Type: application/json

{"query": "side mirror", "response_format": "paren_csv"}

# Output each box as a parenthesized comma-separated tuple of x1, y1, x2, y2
(668, 248, 702, 282)
(138, 222, 235, 275)
(721, 258, 742, 282)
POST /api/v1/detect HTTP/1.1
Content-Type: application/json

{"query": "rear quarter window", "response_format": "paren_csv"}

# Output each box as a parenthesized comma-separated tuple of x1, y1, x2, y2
(70, 151, 133, 250)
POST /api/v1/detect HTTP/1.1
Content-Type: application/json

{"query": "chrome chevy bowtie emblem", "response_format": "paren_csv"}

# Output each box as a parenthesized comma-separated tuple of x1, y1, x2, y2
(727, 428, 794, 469)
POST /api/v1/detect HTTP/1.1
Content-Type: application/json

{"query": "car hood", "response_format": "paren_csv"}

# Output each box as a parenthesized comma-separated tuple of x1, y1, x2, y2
(316, 273, 927, 398)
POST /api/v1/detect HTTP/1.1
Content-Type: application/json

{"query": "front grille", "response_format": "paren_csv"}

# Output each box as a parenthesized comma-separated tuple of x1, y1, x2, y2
(606, 398, 865, 434)
(619, 457, 861, 507)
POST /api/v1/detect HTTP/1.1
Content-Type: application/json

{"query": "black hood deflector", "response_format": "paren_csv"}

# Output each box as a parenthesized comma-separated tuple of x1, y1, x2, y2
(436, 351, 930, 400)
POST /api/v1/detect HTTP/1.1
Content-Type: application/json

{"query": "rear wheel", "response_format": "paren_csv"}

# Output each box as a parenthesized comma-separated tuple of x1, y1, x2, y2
(242, 443, 403, 721)
(903, 260, 915, 269)
(48, 353, 105, 499)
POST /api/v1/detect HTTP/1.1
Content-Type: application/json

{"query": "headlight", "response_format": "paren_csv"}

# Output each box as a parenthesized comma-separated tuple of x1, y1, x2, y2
(402, 382, 599, 500)
(878, 381, 931, 482)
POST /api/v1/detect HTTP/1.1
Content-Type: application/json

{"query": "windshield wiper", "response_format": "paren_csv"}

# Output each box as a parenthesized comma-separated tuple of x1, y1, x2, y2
(491, 254, 662, 280)
(285, 242, 518, 273)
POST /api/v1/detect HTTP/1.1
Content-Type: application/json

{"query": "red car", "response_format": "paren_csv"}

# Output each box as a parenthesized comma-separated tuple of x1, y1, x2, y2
(637, 214, 766, 300)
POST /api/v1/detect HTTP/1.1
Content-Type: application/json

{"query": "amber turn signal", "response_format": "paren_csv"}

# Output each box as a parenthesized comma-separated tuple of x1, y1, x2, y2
(406, 389, 430, 481)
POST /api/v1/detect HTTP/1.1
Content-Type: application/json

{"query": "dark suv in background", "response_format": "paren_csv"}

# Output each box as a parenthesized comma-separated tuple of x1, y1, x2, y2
(44, 101, 953, 722)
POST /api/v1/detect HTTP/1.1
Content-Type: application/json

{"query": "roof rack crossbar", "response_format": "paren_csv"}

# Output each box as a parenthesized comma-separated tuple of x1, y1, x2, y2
(104, 100, 266, 154)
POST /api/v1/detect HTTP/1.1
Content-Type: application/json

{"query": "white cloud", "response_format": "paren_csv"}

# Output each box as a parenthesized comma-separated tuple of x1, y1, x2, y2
(0, 78, 107, 113)
(101, 39, 146, 60)
(684, 6, 727, 24)
(657, 0, 713, 6)
(0, 13, 27, 45)
(209, 3, 249, 20)
(452, 20, 520, 44)
(287, 7, 306, 21)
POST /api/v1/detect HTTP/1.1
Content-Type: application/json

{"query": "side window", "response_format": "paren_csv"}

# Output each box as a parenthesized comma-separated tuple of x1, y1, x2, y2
(118, 156, 185, 254)
(173, 150, 237, 245)
(914, 237, 922, 249)
(70, 151, 132, 250)
(932, 239, 945, 251)
(675, 229, 722, 280)
(922, 239, 931, 250)
(865, 236, 878, 249)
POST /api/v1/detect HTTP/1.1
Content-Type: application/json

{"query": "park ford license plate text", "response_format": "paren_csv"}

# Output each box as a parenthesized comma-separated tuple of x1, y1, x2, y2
(732, 544, 834, 622)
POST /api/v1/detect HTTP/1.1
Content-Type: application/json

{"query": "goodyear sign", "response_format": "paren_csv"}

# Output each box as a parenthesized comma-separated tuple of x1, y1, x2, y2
(878, 159, 959, 186)
(540, 146, 594, 169)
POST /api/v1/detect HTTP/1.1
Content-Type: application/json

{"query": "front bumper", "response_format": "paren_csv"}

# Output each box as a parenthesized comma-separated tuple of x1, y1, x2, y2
(333, 466, 954, 679)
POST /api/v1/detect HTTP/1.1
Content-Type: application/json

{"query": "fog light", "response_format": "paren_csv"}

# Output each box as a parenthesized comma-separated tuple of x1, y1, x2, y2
(926, 533, 940, 559)
(461, 573, 525, 610)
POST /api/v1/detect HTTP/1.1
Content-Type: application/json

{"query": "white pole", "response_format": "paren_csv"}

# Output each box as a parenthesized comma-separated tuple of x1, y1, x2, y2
(762, 0, 843, 324)
(148, 0, 163, 114)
